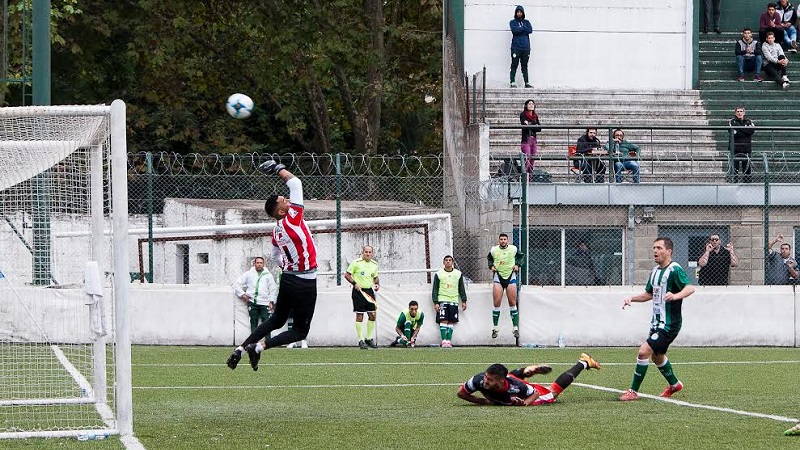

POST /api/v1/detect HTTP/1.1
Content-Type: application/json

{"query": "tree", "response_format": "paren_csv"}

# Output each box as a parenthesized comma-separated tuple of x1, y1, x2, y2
(51, 0, 442, 156)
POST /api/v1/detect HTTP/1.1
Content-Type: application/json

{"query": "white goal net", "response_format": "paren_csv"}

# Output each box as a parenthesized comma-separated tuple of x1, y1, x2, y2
(0, 101, 132, 439)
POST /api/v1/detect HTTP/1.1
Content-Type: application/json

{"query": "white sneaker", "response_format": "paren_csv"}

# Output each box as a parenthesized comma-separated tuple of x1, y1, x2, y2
(286, 342, 296, 349)
(300, 340, 308, 349)
(783, 81, 791, 90)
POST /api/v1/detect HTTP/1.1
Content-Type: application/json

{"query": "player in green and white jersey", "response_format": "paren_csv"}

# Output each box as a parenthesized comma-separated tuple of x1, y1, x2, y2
(389, 301, 425, 347)
(487, 233, 524, 339)
(344, 245, 380, 349)
(618, 236, 695, 402)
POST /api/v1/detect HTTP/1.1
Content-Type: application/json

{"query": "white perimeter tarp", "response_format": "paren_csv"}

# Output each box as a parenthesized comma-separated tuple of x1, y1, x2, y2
(0, 284, 796, 347)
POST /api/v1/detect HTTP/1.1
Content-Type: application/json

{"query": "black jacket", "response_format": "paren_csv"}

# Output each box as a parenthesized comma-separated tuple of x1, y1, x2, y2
(729, 117, 755, 153)
(519, 112, 541, 142)
(576, 134, 602, 154)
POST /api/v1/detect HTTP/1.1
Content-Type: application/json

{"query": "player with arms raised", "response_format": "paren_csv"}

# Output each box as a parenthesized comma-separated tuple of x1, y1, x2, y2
(227, 160, 318, 371)
(619, 236, 694, 401)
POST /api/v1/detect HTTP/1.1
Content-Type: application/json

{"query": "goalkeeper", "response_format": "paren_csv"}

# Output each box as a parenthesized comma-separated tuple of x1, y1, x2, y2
(389, 301, 424, 347)
(226, 160, 318, 372)
(457, 353, 601, 406)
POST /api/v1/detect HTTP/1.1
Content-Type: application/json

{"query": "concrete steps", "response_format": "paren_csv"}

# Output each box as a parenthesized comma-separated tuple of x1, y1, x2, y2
(483, 87, 724, 183)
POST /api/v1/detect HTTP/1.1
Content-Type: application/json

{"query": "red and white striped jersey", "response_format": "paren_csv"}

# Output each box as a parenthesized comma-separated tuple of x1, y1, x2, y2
(271, 203, 317, 273)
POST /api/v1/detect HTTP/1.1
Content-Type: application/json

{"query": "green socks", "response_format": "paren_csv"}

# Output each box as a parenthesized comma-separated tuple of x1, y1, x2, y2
(657, 359, 679, 385)
(510, 306, 519, 327)
(631, 359, 649, 391)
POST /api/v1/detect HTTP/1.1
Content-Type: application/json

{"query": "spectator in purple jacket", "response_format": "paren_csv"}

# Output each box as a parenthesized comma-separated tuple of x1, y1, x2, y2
(760, 3, 785, 44)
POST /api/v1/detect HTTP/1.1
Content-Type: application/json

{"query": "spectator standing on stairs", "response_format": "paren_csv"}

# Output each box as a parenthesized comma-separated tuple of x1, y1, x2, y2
(509, 5, 533, 89)
(777, 0, 798, 52)
(735, 28, 763, 82)
(519, 99, 541, 179)
(702, 0, 721, 34)
(729, 107, 755, 183)
(761, 31, 791, 89)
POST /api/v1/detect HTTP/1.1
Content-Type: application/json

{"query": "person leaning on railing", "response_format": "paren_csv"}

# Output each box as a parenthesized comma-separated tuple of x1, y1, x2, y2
(603, 129, 640, 183)
(575, 128, 606, 183)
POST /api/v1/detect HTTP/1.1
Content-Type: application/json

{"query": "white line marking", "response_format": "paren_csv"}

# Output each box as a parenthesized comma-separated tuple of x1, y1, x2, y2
(132, 380, 800, 425)
(133, 359, 800, 368)
(134, 383, 456, 390)
(574, 382, 799, 423)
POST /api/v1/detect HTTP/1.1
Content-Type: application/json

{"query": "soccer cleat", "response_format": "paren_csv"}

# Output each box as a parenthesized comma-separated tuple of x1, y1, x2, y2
(365, 339, 378, 349)
(660, 380, 683, 398)
(513, 328, 520, 339)
(784, 423, 800, 436)
(226, 349, 242, 370)
(491, 329, 499, 339)
(523, 365, 552, 377)
(389, 338, 399, 347)
(358, 340, 368, 349)
(579, 353, 602, 370)
(286, 342, 297, 349)
(245, 344, 261, 371)
(300, 340, 308, 349)
(618, 389, 640, 401)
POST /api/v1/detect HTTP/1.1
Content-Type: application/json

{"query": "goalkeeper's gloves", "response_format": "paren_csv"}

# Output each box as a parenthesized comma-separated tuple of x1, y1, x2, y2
(258, 160, 286, 175)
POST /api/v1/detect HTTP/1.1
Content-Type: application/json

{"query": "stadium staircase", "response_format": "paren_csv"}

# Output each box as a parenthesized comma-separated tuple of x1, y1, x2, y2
(698, 31, 800, 181)
(485, 89, 718, 183)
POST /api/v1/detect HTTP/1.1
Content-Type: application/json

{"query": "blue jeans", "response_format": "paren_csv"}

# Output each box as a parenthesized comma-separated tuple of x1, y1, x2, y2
(736, 55, 762, 76)
(614, 161, 640, 183)
(784, 25, 798, 47)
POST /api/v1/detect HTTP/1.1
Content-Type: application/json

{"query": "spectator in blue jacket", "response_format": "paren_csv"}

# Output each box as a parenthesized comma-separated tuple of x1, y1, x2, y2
(509, 5, 533, 88)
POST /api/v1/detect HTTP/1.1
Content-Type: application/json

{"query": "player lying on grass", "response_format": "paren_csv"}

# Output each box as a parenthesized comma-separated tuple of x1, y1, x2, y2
(457, 353, 601, 406)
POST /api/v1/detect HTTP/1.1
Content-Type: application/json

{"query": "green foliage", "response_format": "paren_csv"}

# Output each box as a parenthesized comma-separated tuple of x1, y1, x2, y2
(47, 0, 442, 155)
(0, 0, 81, 105)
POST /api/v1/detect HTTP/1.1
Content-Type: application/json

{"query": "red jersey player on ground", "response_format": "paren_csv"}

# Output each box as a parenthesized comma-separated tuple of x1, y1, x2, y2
(457, 353, 601, 406)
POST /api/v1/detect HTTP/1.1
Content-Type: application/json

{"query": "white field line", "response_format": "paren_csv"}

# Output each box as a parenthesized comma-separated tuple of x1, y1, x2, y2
(132, 380, 800, 425)
(574, 382, 799, 423)
(133, 359, 800, 368)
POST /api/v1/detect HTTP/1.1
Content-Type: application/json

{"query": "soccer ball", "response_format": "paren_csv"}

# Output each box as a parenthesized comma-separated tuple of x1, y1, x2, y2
(225, 93, 254, 119)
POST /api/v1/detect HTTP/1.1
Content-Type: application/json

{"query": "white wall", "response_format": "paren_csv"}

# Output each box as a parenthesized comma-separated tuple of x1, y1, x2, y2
(464, 1, 693, 89)
(2, 284, 797, 347)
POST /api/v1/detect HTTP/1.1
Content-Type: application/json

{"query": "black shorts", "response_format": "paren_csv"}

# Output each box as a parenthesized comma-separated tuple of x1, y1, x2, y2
(646, 327, 679, 355)
(436, 303, 460, 324)
(493, 272, 517, 289)
(352, 288, 377, 313)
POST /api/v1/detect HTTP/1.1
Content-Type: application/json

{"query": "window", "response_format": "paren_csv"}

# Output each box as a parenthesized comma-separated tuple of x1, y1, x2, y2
(523, 228, 623, 286)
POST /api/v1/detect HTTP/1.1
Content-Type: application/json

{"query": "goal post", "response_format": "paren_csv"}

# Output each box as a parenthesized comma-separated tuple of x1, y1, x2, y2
(0, 100, 132, 439)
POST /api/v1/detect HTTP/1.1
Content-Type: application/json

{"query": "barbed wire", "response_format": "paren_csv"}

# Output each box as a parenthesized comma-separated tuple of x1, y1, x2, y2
(127, 152, 445, 177)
